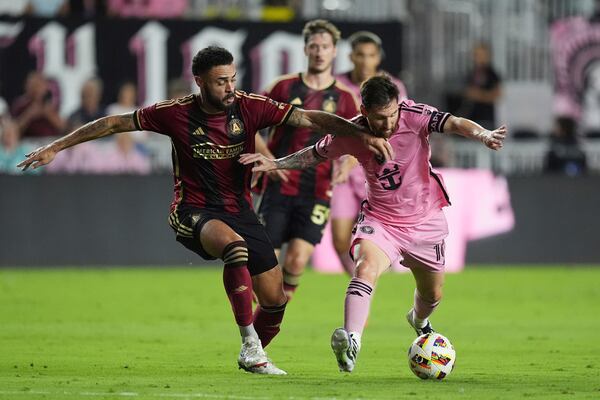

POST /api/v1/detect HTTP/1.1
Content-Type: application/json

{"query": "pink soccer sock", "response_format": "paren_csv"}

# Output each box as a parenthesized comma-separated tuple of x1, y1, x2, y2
(344, 277, 374, 335)
(413, 289, 440, 321)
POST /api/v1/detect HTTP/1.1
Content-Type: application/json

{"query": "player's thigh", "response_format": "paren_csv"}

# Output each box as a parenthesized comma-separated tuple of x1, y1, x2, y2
(331, 217, 356, 252)
(288, 198, 330, 245)
(199, 219, 244, 259)
(352, 239, 392, 284)
(230, 211, 279, 276)
(252, 265, 286, 306)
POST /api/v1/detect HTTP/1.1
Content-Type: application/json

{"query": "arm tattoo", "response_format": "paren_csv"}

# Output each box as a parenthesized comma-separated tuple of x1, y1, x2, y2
(53, 113, 137, 151)
(274, 146, 324, 170)
(287, 108, 368, 138)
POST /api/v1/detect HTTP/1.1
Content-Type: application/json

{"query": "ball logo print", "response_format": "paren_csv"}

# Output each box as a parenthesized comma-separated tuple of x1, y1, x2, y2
(408, 333, 455, 380)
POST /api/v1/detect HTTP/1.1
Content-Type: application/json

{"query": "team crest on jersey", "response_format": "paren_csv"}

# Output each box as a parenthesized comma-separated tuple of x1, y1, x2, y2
(360, 226, 374, 234)
(322, 98, 337, 113)
(228, 118, 245, 136)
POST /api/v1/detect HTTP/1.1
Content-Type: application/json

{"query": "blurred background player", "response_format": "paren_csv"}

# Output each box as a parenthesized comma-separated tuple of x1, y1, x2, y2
(18, 46, 390, 376)
(332, 31, 408, 274)
(257, 19, 360, 299)
(460, 42, 502, 130)
(240, 75, 506, 373)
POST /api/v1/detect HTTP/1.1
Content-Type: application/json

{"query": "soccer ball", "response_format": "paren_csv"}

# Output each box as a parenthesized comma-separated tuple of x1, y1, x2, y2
(408, 332, 456, 380)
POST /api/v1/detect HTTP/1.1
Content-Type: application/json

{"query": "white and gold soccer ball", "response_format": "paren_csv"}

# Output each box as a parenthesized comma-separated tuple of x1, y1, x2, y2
(408, 332, 456, 380)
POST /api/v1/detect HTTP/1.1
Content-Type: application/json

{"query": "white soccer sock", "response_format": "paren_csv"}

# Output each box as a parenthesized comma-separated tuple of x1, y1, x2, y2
(239, 324, 259, 340)
(412, 309, 428, 329)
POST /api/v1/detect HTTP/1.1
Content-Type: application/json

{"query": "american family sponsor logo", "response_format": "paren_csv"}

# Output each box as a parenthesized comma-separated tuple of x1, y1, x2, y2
(192, 141, 245, 160)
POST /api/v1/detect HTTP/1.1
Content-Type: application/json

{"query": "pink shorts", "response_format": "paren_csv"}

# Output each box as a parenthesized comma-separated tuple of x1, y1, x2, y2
(330, 166, 367, 219)
(350, 209, 449, 272)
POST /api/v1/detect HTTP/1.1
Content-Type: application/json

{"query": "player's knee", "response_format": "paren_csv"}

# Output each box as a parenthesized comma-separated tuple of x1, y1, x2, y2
(354, 259, 379, 283)
(284, 252, 309, 274)
(221, 239, 248, 265)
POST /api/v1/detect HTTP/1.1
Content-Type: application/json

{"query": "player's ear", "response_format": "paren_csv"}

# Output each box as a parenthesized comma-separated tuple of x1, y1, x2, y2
(360, 104, 368, 117)
(193, 75, 203, 87)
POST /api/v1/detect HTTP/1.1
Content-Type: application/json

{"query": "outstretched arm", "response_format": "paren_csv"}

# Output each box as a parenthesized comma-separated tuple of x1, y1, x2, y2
(286, 108, 393, 161)
(442, 115, 506, 150)
(18, 113, 137, 171)
(239, 146, 324, 173)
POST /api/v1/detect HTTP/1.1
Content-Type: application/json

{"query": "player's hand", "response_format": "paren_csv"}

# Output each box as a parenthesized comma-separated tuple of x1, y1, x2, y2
(17, 143, 58, 171)
(481, 125, 507, 150)
(239, 153, 277, 173)
(362, 135, 394, 161)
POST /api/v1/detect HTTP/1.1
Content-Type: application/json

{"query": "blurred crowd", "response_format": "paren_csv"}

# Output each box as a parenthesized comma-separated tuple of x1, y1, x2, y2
(0, 73, 183, 175)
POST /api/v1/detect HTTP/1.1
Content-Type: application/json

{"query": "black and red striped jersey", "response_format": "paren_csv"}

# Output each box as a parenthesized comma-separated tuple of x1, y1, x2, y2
(134, 91, 293, 214)
(264, 73, 359, 200)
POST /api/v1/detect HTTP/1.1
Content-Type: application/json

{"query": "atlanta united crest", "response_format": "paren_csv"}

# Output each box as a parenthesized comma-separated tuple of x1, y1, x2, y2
(322, 98, 337, 113)
(228, 118, 245, 136)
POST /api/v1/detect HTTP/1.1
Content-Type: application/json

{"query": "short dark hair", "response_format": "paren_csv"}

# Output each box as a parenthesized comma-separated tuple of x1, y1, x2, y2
(302, 19, 341, 45)
(192, 46, 234, 76)
(348, 31, 382, 51)
(360, 75, 399, 110)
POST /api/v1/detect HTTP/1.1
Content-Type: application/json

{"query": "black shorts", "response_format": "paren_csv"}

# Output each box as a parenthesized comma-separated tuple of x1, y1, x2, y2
(169, 206, 278, 276)
(258, 189, 330, 248)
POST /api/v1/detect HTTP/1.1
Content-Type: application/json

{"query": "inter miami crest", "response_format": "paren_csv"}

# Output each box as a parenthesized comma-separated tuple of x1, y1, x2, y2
(228, 117, 245, 136)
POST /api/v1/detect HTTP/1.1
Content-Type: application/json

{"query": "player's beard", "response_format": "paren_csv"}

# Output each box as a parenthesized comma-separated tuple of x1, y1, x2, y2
(204, 87, 235, 111)
(307, 59, 333, 75)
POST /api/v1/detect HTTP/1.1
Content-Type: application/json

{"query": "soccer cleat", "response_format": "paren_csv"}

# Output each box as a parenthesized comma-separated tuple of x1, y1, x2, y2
(406, 308, 435, 336)
(331, 328, 361, 372)
(237, 336, 287, 375)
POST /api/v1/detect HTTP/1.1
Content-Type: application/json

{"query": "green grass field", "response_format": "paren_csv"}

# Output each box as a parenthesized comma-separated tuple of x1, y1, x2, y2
(1, 266, 600, 399)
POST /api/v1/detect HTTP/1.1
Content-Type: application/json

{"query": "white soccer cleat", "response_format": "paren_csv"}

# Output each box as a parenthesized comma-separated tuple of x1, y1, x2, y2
(331, 328, 361, 373)
(237, 336, 287, 375)
(406, 308, 435, 336)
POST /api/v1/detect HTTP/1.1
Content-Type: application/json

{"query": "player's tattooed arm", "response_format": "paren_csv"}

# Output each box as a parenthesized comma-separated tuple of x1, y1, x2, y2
(17, 113, 137, 171)
(286, 108, 393, 161)
(239, 146, 324, 172)
(443, 115, 507, 151)
(274, 146, 323, 170)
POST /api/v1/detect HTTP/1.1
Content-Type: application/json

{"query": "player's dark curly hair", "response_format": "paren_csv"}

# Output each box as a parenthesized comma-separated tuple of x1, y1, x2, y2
(360, 75, 400, 110)
(192, 46, 234, 76)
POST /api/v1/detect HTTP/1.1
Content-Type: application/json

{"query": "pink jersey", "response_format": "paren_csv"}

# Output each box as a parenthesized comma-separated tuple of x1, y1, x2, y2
(315, 99, 451, 227)
(334, 71, 408, 197)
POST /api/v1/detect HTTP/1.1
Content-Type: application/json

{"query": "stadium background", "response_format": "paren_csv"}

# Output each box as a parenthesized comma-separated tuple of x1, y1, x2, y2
(1, 0, 599, 266)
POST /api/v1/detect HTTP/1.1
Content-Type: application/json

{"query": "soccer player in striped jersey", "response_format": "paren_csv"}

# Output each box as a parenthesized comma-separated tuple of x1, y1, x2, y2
(257, 19, 360, 299)
(240, 75, 507, 373)
(18, 47, 392, 376)
(332, 31, 408, 275)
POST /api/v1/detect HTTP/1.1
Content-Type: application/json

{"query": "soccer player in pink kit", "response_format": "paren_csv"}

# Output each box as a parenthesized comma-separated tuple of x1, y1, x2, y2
(239, 75, 506, 373)
(333, 31, 408, 274)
